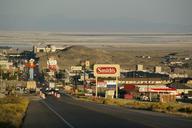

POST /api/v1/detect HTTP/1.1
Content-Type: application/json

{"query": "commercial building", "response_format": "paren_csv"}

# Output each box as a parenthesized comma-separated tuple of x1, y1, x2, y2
(121, 70, 169, 79)
(0, 57, 13, 70)
(154, 66, 162, 73)
(33, 45, 70, 53)
(168, 84, 192, 95)
(169, 73, 188, 78)
(136, 64, 143, 71)
(119, 78, 171, 85)
(119, 70, 174, 96)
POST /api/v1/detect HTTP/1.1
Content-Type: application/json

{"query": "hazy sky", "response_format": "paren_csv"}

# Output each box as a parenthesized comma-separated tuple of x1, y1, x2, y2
(0, 0, 192, 33)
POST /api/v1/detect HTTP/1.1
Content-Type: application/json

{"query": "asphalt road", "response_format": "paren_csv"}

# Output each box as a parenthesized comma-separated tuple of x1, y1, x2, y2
(23, 94, 192, 128)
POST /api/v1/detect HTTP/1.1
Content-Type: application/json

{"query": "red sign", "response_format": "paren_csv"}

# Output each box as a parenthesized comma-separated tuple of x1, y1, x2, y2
(96, 67, 117, 74)
(49, 65, 57, 71)
(97, 81, 107, 87)
(94, 64, 120, 77)
(25, 63, 36, 68)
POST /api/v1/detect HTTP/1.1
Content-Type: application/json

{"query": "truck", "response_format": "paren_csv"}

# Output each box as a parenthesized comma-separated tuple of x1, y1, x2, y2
(26, 81, 37, 93)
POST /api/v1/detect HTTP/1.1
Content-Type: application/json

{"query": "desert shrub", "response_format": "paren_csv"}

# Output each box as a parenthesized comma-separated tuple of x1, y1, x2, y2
(0, 96, 29, 128)
(178, 106, 192, 114)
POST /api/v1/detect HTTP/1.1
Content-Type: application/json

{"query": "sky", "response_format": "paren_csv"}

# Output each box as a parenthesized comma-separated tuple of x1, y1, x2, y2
(0, 0, 192, 33)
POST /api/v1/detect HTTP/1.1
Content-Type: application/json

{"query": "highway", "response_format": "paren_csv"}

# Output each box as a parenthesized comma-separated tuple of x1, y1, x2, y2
(23, 94, 192, 128)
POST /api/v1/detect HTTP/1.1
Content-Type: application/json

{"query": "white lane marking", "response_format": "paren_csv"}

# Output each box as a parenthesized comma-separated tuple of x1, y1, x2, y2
(41, 100, 75, 128)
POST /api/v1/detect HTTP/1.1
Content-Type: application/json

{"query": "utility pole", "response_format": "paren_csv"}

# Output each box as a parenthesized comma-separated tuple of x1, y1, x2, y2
(75, 71, 77, 89)
(0, 65, 2, 91)
(116, 76, 119, 98)
(95, 76, 98, 97)
(83, 62, 86, 92)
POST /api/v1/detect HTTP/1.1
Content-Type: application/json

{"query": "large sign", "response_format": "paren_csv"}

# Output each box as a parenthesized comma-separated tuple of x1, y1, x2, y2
(47, 57, 57, 71)
(97, 81, 107, 88)
(47, 59, 57, 65)
(71, 66, 82, 71)
(94, 64, 120, 77)
(85, 60, 90, 68)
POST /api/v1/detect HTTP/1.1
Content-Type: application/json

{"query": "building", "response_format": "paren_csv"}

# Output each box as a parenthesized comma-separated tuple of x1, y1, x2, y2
(187, 80, 192, 85)
(169, 73, 188, 78)
(136, 84, 176, 94)
(119, 78, 171, 85)
(170, 61, 183, 65)
(121, 70, 169, 79)
(168, 84, 192, 95)
(0, 48, 20, 58)
(136, 64, 143, 71)
(154, 66, 162, 73)
(0, 57, 13, 70)
(33, 45, 70, 53)
(120, 70, 172, 95)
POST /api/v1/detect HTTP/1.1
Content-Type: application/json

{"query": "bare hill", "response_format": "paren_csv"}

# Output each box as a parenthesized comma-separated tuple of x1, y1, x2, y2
(38, 46, 113, 69)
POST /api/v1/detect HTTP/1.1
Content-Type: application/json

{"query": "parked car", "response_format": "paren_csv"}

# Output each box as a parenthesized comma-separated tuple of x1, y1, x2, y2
(140, 95, 149, 101)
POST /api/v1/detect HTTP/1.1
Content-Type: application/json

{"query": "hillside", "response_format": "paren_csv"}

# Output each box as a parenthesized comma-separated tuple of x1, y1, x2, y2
(37, 45, 192, 76)
(38, 46, 113, 70)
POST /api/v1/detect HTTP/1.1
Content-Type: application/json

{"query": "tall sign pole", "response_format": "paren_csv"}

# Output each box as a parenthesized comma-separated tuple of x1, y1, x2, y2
(95, 76, 98, 97)
(75, 71, 77, 89)
(116, 76, 118, 98)
(27, 59, 35, 81)
(71, 66, 82, 90)
(83, 64, 86, 92)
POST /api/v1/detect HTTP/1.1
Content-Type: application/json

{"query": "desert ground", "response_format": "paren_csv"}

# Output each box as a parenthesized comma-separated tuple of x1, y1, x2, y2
(0, 31, 192, 75)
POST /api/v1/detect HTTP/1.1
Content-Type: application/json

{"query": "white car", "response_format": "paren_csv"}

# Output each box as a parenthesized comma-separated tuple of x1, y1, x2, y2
(140, 95, 149, 101)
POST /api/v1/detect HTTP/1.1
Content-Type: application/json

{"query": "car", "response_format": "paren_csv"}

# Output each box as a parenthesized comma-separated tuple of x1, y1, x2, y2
(44, 89, 55, 96)
(140, 95, 149, 101)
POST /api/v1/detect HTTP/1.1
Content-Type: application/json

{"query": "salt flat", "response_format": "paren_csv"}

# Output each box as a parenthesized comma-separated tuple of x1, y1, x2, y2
(1, 31, 192, 76)
(0, 32, 192, 49)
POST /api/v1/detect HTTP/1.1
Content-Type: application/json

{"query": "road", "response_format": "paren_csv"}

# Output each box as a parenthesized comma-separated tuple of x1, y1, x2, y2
(23, 94, 192, 128)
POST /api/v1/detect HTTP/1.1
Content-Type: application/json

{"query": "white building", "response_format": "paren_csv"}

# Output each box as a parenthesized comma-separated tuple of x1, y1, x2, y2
(33, 45, 70, 53)
(136, 64, 143, 71)
(0, 58, 13, 70)
(154, 66, 162, 73)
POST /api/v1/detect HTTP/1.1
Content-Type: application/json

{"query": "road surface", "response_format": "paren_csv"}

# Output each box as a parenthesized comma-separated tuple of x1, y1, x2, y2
(23, 94, 192, 128)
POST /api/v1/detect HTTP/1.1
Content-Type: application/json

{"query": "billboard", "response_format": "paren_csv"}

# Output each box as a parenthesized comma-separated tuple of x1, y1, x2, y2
(97, 81, 107, 88)
(85, 60, 90, 68)
(47, 57, 57, 71)
(47, 59, 57, 66)
(71, 66, 82, 71)
(94, 64, 120, 77)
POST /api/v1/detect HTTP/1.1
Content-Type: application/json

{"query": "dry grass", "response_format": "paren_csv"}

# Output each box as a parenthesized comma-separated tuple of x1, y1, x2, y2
(0, 96, 29, 128)
(78, 96, 192, 117)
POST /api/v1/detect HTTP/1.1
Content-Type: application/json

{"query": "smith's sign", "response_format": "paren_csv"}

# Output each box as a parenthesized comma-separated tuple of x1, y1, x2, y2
(96, 67, 117, 74)
(94, 64, 120, 77)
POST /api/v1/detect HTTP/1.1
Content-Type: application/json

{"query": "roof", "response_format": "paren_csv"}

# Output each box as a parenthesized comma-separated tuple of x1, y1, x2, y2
(121, 71, 169, 80)
(168, 84, 192, 89)
(119, 77, 170, 81)
(150, 88, 176, 91)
